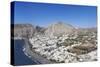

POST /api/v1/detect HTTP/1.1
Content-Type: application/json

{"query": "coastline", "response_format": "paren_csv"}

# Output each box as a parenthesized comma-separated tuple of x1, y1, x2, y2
(22, 38, 53, 64)
(12, 39, 36, 65)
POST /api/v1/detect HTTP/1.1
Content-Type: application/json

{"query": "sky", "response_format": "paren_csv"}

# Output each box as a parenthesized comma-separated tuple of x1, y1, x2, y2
(12, 1, 97, 28)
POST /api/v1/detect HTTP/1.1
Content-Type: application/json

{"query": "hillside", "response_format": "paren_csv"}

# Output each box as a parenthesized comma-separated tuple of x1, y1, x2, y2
(45, 22, 76, 36)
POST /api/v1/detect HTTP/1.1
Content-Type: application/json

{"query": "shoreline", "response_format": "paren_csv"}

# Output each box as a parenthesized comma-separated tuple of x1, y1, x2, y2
(22, 38, 53, 64)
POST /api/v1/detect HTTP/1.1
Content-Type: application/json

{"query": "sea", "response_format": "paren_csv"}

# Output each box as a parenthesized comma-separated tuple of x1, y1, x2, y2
(14, 40, 36, 65)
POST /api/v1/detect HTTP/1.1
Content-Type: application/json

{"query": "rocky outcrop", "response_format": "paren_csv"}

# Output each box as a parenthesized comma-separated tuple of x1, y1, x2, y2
(45, 22, 76, 37)
(13, 24, 35, 39)
(12, 24, 46, 39)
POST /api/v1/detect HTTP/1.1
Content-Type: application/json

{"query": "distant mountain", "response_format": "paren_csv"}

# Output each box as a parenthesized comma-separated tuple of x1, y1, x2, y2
(76, 27, 97, 35)
(45, 22, 76, 36)
(35, 26, 46, 35)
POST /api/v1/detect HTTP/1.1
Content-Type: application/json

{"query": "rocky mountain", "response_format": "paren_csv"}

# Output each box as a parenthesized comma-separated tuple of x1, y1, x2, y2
(12, 24, 35, 39)
(45, 22, 76, 37)
(12, 24, 46, 39)
(35, 26, 46, 35)
(12, 22, 97, 39)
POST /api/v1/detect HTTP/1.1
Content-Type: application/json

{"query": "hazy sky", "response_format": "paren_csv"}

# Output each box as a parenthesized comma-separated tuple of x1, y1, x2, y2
(13, 1, 97, 28)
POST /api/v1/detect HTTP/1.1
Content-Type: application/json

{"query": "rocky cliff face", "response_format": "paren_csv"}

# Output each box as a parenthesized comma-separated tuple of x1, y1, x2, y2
(12, 24, 46, 39)
(13, 24, 35, 39)
(45, 22, 76, 37)
(13, 22, 77, 39)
